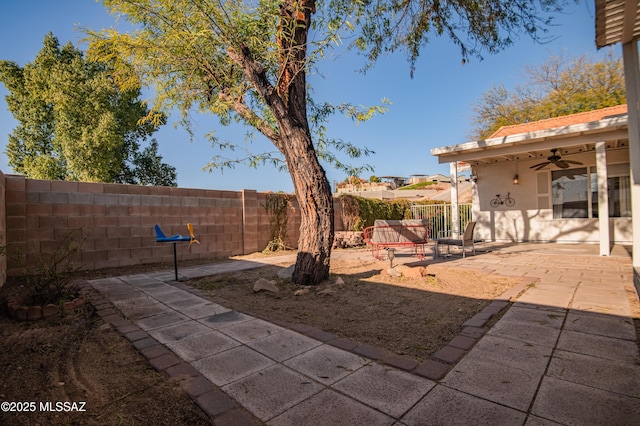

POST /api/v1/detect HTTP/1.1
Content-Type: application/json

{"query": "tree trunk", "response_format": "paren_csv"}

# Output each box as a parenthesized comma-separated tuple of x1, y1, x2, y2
(228, 0, 332, 284)
(277, 0, 332, 285)
(282, 127, 334, 285)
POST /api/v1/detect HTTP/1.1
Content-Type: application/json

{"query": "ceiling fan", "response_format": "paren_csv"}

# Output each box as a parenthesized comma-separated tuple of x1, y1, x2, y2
(529, 149, 583, 171)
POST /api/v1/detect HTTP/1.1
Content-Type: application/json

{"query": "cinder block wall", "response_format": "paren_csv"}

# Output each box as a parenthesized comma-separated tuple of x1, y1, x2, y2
(2, 174, 345, 279)
(0, 169, 6, 286)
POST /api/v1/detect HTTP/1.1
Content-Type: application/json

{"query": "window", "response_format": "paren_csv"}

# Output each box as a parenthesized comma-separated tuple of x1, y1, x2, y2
(551, 164, 630, 219)
(552, 168, 589, 218)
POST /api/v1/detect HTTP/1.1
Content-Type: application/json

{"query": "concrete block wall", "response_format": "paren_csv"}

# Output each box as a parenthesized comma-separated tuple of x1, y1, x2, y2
(0, 169, 6, 286)
(1, 173, 345, 279)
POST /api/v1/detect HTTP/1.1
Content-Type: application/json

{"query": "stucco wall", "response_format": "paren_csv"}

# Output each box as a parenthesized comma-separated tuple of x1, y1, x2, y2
(472, 149, 632, 244)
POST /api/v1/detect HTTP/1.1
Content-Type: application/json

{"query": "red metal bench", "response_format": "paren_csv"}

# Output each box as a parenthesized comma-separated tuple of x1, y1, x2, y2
(363, 219, 431, 260)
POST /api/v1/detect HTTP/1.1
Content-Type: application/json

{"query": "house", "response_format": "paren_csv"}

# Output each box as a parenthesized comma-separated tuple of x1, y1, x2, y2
(431, 0, 640, 291)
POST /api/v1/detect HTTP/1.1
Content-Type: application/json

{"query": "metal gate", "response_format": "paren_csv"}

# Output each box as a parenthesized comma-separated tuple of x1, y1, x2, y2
(410, 204, 473, 239)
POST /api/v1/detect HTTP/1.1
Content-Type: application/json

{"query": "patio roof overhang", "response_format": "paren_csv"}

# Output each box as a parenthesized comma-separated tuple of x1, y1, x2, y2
(431, 115, 629, 166)
(595, 0, 640, 48)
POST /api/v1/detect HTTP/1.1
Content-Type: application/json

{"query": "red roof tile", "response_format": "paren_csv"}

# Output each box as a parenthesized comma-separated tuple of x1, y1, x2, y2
(488, 104, 628, 138)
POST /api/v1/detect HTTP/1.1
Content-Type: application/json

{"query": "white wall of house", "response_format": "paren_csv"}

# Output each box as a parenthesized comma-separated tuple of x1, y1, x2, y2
(472, 149, 632, 244)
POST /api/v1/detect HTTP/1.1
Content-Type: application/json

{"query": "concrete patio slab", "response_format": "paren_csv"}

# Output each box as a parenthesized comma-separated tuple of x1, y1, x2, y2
(246, 329, 321, 362)
(487, 317, 562, 347)
(556, 329, 640, 363)
(498, 305, 565, 328)
(564, 311, 637, 340)
(333, 362, 435, 418)
(223, 364, 323, 421)
(192, 346, 275, 386)
(112, 295, 158, 309)
(136, 311, 190, 331)
(166, 330, 241, 361)
(198, 310, 254, 330)
(145, 289, 195, 304)
(531, 376, 640, 426)
(268, 389, 394, 426)
(117, 301, 173, 320)
(442, 356, 541, 411)
(401, 385, 526, 426)
(546, 350, 640, 398)
(515, 287, 576, 308)
(220, 318, 285, 343)
(468, 334, 554, 375)
(283, 344, 370, 385)
(98, 288, 146, 302)
(164, 294, 210, 309)
(148, 320, 212, 343)
(179, 302, 230, 319)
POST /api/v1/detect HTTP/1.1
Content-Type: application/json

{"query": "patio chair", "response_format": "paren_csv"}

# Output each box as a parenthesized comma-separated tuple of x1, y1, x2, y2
(436, 221, 476, 258)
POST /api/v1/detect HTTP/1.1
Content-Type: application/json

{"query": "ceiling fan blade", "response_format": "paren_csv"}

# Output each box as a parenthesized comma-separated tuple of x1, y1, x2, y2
(532, 162, 550, 171)
(530, 162, 550, 169)
(554, 161, 570, 169)
(563, 160, 583, 165)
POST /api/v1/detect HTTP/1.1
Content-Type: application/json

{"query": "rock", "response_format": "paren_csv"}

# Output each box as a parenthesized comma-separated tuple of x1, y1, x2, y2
(384, 267, 402, 277)
(253, 278, 279, 293)
(317, 288, 336, 296)
(402, 266, 428, 279)
(334, 276, 345, 286)
(294, 288, 311, 296)
(277, 265, 295, 279)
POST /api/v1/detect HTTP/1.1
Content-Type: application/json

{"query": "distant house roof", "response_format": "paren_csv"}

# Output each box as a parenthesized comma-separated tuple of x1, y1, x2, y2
(488, 104, 628, 138)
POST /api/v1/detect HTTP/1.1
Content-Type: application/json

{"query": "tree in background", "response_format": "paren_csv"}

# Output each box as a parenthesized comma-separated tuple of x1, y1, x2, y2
(470, 50, 626, 139)
(89, 0, 571, 284)
(0, 33, 177, 186)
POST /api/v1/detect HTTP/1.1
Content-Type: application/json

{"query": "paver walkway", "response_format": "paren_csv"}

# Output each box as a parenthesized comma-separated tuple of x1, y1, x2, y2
(87, 245, 640, 425)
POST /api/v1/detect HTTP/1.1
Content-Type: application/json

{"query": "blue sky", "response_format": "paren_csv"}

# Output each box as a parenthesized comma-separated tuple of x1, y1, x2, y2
(0, 1, 609, 192)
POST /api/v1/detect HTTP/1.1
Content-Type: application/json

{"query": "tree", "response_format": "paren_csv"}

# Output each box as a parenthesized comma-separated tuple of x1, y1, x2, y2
(89, 0, 570, 284)
(470, 50, 626, 139)
(0, 33, 177, 185)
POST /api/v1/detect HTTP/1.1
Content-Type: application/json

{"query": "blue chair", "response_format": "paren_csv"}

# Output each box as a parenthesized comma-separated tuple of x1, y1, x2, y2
(154, 224, 199, 281)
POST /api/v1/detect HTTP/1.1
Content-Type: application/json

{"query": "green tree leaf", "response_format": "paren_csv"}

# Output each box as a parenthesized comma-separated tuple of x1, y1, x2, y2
(0, 32, 176, 185)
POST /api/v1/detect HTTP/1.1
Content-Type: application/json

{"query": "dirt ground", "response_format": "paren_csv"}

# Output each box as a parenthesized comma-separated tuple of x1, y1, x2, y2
(0, 250, 521, 425)
(191, 251, 520, 361)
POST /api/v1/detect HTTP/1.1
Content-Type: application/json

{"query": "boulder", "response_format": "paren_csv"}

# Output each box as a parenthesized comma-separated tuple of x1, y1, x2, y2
(294, 288, 311, 296)
(317, 288, 336, 296)
(277, 265, 295, 279)
(253, 278, 279, 293)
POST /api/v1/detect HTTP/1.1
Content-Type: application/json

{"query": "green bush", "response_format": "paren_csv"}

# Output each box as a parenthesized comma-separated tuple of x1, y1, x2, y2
(339, 196, 451, 231)
(339, 195, 413, 231)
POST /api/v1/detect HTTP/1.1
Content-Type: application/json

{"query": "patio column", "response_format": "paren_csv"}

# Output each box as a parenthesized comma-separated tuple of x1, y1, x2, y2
(595, 141, 610, 256)
(450, 162, 459, 236)
(622, 40, 640, 277)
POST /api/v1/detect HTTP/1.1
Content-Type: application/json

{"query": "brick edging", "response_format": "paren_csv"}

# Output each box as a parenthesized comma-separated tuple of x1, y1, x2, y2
(82, 272, 537, 424)
(81, 281, 262, 425)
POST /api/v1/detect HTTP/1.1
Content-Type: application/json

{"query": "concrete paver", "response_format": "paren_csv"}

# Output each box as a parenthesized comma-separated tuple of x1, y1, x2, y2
(193, 346, 275, 386)
(332, 362, 435, 418)
(223, 364, 324, 421)
(87, 243, 640, 424)
(268, 389, 394, 426)
(283, 344, 370, 385)
(401, 385, 527, 426)
(531, 376, 640, 426)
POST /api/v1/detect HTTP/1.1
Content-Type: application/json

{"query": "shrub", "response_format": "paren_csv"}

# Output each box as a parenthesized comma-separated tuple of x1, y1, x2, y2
(339, 195, 413, 231)
(22, 230, 85, 306)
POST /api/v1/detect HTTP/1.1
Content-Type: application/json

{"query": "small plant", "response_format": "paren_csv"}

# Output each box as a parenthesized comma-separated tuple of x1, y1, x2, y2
(263, 192, 294, 253)
(23, 230, 86, 306)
